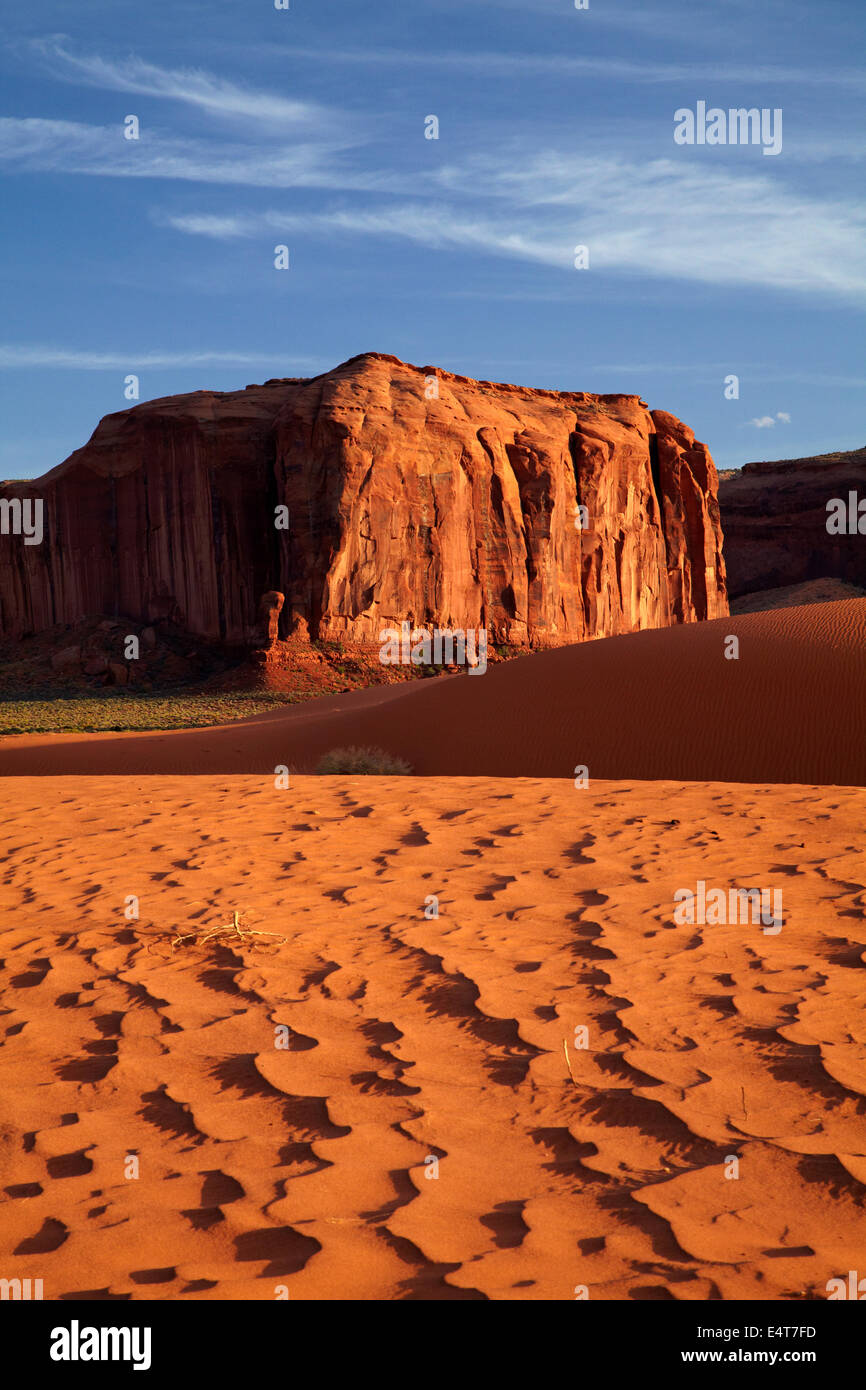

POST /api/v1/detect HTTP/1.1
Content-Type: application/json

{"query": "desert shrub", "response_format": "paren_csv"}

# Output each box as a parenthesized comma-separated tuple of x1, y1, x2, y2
(315, 745, 412, 775)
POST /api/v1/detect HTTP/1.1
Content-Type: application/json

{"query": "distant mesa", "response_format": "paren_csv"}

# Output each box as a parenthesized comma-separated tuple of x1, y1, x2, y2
(720, 446, 866, 602)
(0, 352, 726, 651)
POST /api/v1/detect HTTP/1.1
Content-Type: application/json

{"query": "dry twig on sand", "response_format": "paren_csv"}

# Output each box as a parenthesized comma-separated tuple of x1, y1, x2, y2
(147, 909, 287, 954)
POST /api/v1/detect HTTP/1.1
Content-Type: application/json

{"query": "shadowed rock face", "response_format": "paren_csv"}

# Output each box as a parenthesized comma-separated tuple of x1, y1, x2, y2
(0, 352, 727, 646)
(719, 447, 866, 601)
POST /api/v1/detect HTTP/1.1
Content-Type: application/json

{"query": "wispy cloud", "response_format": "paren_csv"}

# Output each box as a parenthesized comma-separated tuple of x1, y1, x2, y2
(157, 150, 866, 301)
(0, 345, 323, 370)
(27, 38, 340, 131)
(5, 42, 865, 306)
(436, 0, 848, 51)
(0, 44, 372, 190)
(0, 117, 382, 190)
(267, 43, 866, 90)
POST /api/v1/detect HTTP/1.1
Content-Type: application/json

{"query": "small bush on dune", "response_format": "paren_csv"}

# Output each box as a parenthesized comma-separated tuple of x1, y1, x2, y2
(315, 745, 413, 775)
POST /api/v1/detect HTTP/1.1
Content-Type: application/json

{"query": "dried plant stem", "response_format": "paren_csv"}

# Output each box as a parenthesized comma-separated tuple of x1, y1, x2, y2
(147, 909, 287, 954)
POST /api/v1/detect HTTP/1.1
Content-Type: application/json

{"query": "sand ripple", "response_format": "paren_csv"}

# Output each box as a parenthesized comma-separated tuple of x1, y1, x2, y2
(1, 776, 864, 1300)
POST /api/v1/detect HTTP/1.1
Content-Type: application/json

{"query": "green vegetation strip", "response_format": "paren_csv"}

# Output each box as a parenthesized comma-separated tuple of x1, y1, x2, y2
(0, 690, 298, 734)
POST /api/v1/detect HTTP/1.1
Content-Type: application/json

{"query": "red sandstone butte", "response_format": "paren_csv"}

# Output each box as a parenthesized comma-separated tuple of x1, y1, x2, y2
(0, 353, 727, 646)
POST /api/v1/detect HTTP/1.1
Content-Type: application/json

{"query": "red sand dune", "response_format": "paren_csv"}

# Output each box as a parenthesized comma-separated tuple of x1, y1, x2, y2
(1, 598, 864, 785)
(1, 598, 864, 1301)
(0, 775, 864, 1300)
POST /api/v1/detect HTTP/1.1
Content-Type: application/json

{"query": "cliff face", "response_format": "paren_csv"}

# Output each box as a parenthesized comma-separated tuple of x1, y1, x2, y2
(0, 352, 727, 647)
(718, 447, 866, 600)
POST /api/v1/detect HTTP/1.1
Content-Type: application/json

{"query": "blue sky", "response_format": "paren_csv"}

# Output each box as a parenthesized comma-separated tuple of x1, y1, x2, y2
(1, 0, 864, 479)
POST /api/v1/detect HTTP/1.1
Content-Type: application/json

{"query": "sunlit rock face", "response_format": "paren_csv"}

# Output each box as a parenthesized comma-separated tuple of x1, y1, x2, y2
(0, 352, 727, 645)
